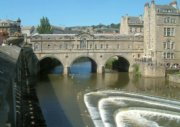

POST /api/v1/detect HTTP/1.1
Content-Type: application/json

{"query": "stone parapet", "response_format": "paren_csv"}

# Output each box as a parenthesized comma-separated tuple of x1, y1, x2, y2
(31, 33, 143, 42)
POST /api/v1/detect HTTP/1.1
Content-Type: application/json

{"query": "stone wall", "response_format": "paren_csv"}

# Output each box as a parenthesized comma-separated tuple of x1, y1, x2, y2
(0, 45, 45, 127)
(140, 63, 165, 77)
(168, 74, 180, 83)
(0, 45, 21, 127)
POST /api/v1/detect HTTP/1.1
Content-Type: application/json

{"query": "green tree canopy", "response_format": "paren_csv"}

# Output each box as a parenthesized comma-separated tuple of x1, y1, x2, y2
(37, 17, 53, 34)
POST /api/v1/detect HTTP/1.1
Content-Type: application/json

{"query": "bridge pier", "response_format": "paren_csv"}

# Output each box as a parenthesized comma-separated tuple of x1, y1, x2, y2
(97, 65, 105, 74)
(63, 66, 70, 75)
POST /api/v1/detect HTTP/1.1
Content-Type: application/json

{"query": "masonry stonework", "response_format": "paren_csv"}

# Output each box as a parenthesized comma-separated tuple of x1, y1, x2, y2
(31, 0, 180, 77)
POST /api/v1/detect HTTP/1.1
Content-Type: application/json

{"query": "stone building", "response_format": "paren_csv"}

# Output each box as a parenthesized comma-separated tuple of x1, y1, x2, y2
(21, 26, 35, 37)
(120, 15, 143, 35)
(30, 0, 179, 77)
(0, 18, 21, 36)
(143, 0, 180, 69)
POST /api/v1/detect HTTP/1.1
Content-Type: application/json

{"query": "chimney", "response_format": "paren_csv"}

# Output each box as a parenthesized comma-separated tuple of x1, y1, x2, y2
(151, 0, 155, 4)
(170, 1, 178, 9)
(139, 15, 143, 22)
(144, 2, 149, 7)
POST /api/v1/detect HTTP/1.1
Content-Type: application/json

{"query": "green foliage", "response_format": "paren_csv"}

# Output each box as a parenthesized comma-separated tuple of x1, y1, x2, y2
(37, 17, 53, 34)
(91, 23, 120, 29)
(133, 64, 141, 77)
(105, 58, 116, 69)
(110, 23, 120, 29)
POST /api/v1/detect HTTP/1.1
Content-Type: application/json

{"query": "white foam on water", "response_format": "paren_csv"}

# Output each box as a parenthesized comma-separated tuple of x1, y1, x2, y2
(115, 109, 180, 127)
(84, 93, 104, 127)
(84, 91, 180, 127)
(99, 97, 180, 112)
(98, 96, 180, 127)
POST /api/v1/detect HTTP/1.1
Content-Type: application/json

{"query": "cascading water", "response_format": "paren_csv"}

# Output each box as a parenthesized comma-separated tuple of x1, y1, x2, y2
(84, 91, 180, 127)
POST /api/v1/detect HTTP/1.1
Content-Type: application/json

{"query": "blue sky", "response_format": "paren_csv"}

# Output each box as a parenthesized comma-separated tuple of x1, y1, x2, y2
(0, 0, 179, 27)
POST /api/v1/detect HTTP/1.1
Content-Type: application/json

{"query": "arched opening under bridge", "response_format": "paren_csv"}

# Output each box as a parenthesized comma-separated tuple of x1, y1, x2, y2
(105, 56, 130, 72)
(39, 57, 63, 76)
(69, 57, 97, 74)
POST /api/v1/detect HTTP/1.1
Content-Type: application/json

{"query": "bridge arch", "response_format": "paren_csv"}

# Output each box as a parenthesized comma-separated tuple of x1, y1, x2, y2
(69, 55, 98, 74)
(39, 56, 64, 75)
(104, 55, 130, 72)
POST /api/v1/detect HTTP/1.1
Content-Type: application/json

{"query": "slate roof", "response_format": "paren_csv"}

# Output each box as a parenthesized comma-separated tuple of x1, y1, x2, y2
(156, 5, 179, 14)
(128, 17, 143, 25)
(156, 5, 177, 10)
(0, 19, 17, 25)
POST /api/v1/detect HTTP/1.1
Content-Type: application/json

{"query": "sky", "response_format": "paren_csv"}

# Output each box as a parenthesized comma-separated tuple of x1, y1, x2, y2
(0, 0, 179, 27)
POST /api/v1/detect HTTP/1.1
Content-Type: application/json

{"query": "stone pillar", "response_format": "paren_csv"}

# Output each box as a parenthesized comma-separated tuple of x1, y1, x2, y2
(129, 65, 134, 73)
(63, 66, 69, 75)
(141, 63, 165, 77)
(97, 65, 105, 74)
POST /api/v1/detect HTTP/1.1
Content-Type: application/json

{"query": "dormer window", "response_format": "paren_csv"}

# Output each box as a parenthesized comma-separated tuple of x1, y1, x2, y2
(168, 9, 172, 13)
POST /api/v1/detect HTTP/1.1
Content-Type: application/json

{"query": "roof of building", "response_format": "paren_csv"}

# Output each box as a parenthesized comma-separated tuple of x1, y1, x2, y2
(156, 5, 177, 10)
(21, 26, 35, 30)
(0, 19, 17, 24)
(128, 16, 143, 25)
(156, 4, 179, 14)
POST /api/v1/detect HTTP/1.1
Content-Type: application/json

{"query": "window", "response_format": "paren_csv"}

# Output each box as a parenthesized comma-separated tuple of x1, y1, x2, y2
(95, 44, 97, 49)
(164, 17, 170, 23)
(171, 28, 175, 36)
(90, 44, 92, 49)
(138, 54, 140, 58)
(164, 28, 175, 36)
(171, 18, 176, 24)
(164, 52, 174, 59)
(164, 17, 176, 24)
(167, 28, 171, 36)
(140, 28, 143, 32)
(167, 52, 171, 59)
(171, 53, 174, 59)
(164, 28, 167, 36)
(106, 44, 108, 49)
(171, 42, 174, 49)
(130, 27, 132, 33)
(100, 44, 103, 49)
(167, 41, 170, 49)
(163, 52, 166, 59)
(168, 9, 172, 13)
(163, 41, 175, 50)
(135, 28, 137, 32)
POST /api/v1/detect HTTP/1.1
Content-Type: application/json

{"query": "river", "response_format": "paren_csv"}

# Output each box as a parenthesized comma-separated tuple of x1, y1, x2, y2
(36, 62, 180, 127)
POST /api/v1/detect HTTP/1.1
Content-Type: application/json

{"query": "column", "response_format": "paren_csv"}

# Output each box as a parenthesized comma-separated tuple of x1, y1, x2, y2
(63, 66, 69, 75)
(97, 65, 105, 74)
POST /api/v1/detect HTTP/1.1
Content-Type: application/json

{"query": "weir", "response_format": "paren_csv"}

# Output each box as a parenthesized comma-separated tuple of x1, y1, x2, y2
(84, 91, 180, 127)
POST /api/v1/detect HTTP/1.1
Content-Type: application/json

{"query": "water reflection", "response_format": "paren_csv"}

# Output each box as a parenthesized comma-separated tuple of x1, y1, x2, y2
(36, 62, 180, 127)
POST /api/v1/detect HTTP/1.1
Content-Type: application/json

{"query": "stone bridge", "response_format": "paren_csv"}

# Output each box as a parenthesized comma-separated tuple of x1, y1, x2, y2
(31, 33, 144, 74)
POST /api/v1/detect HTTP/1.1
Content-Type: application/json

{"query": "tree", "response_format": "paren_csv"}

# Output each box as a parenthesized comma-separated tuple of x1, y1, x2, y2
(37, 17, 53, 34)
